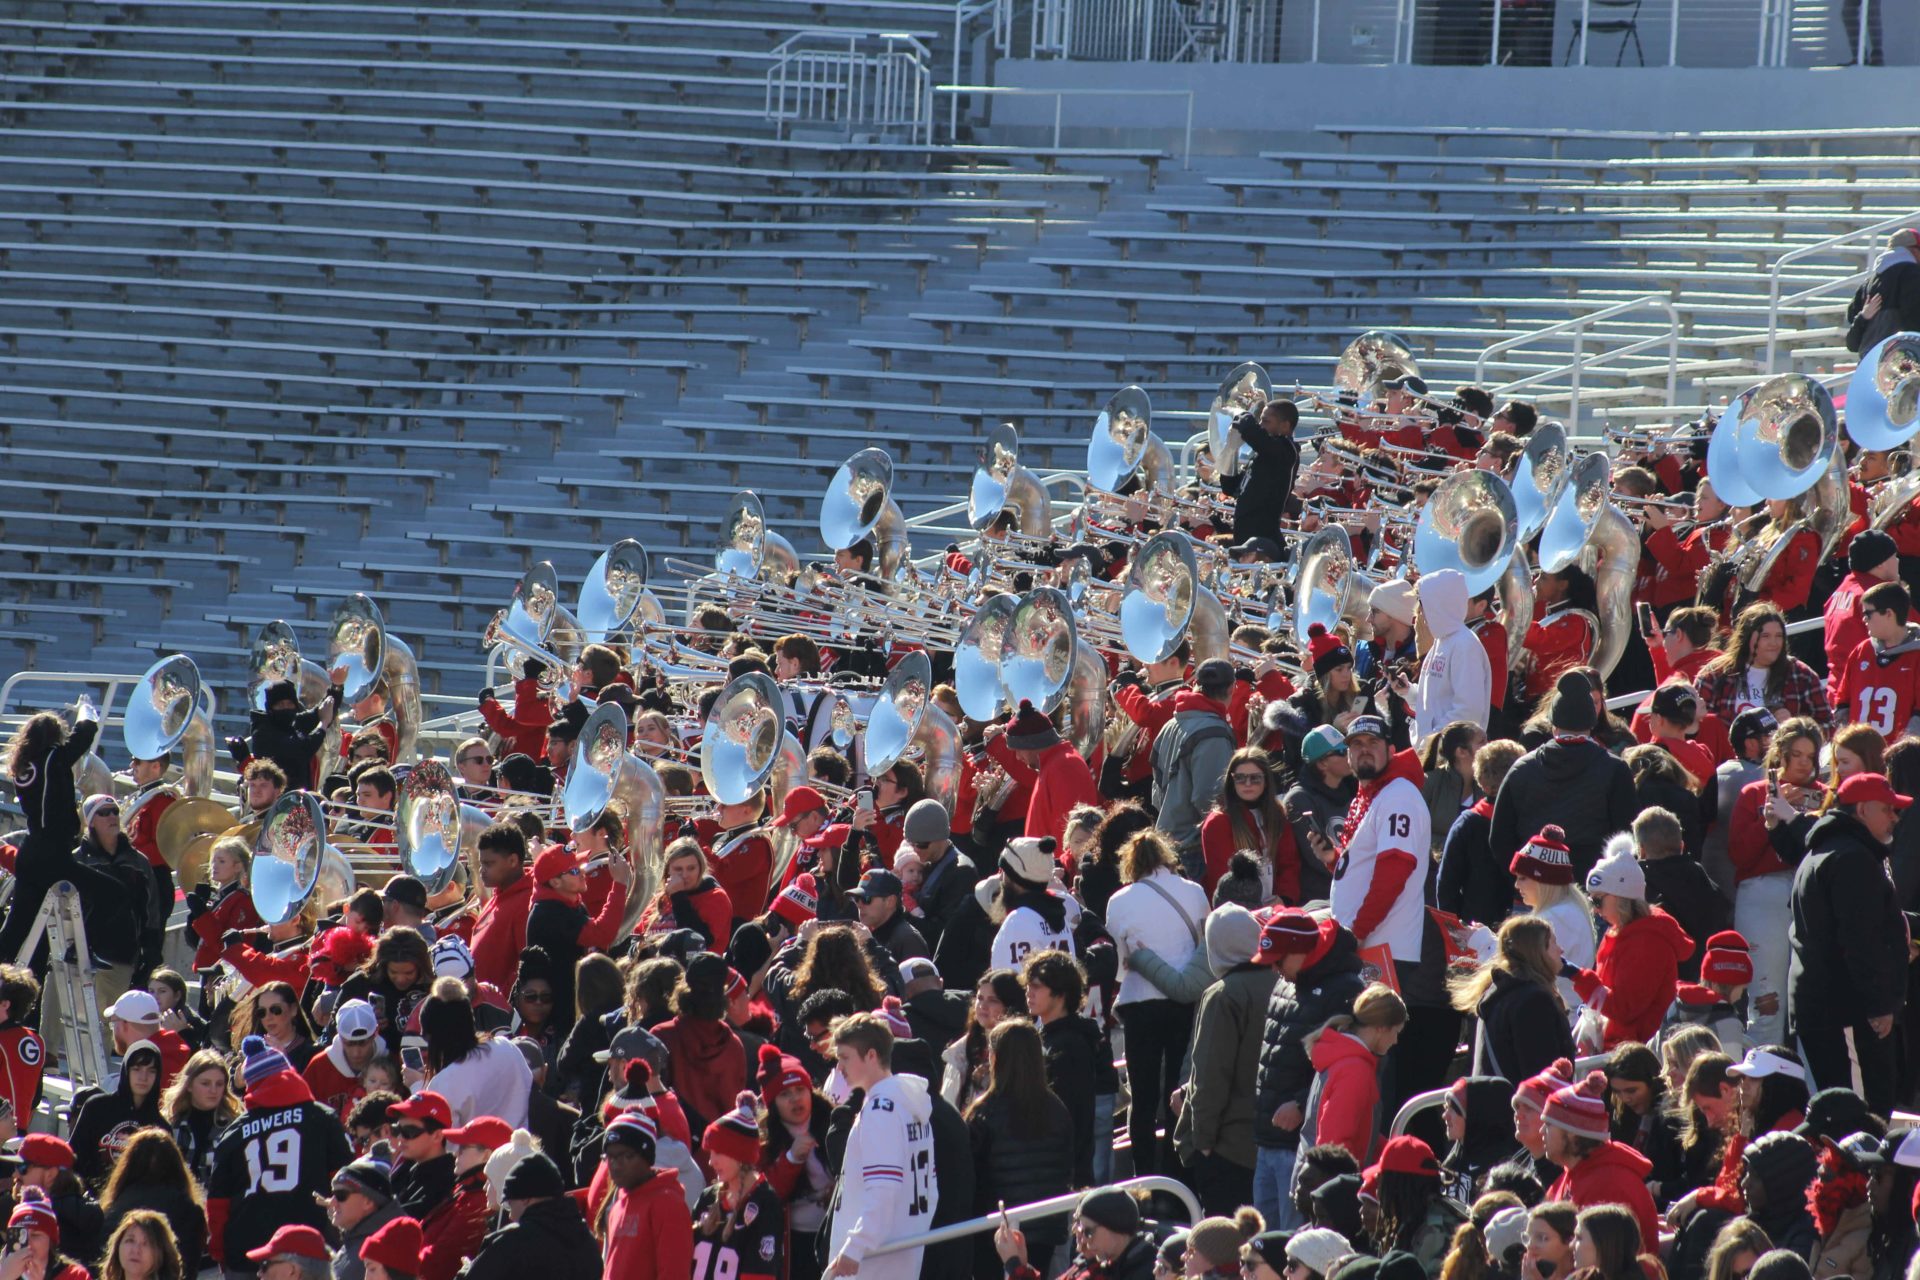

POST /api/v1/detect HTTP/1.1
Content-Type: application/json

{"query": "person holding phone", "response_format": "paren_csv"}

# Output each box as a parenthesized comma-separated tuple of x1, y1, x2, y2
(0, 1188, 89, 1280)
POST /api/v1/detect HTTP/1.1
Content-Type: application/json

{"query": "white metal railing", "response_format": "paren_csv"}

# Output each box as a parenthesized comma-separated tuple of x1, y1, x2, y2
(1764, 206, 1920, 372)
(933, 85, 1195, 167)
(764, 30, 932, 145)
(1474, 294, 1680, 431)
(865, 1177, 1202, 1256)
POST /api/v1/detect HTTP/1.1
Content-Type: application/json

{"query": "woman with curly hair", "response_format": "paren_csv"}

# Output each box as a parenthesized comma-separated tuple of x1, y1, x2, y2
(766, 925, 886, 1057)
(1076, 801, 1154, 921)
(1370, 1137, 1467, 1275)
(334, 926, 434, 1056)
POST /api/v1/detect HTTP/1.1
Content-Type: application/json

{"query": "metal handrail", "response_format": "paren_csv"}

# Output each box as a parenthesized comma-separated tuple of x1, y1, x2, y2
(1763, 205, 1920, 371)
(1474, 293, 1679, 430)
(865, 1176, 1202, 1256)
(932, 84, 1194, 168)
(766, 30, 933, 145)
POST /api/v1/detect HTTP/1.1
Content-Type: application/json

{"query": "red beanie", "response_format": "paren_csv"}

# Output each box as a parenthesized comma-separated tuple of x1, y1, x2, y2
(1701, 930, 1755, 986)
(702, 1091, 765, 1168)
(1308, 623, 1354, 677)
(771, 873, 819, 931)
(359, 1217, 424, 1277)
(1516, 1057, 1575, 1113)
(1005, 699, 1061, 751)
(758, 1042, 813, 1107)
(1509, 825, 1576, 886)
(1542, 1070, 1612, 1143)
(1255, 909, 1321, 964)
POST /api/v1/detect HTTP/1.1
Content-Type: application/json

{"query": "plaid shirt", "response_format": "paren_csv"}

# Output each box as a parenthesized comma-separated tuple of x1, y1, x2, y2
(1694, 658, 1832, 729)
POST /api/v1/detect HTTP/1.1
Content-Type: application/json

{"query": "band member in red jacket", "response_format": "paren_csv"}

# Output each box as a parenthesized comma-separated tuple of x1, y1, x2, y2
(187, 837, 264, 973)
(995, 700, 1100, 855)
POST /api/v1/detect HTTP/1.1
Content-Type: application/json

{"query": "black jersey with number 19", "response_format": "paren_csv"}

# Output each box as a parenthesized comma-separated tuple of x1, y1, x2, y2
(692, 1177, 786, 1280)
(206, 1070, 354, 1267)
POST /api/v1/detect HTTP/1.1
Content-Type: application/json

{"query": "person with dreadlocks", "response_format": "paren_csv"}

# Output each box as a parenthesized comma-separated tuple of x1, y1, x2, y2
(1365, 1136, 1467, 1274)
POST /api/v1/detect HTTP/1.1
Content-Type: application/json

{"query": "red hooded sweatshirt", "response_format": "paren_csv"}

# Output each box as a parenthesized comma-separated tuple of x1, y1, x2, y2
(478, 674, 553, 762)
(1021, 739, 1102, 852)
(653, 1015, 747, 1132)
(1308, 1029, 1383, 1165)
(469, 868, 532, 994)
(1549, 1140, 1660, 1254)
(1595, 908, 1695, 1047)
(604, 1167, 693, 1280)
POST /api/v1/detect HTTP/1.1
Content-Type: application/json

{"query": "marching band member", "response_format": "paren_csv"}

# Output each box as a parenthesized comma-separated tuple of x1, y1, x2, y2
(1462, 587, 1508, 722)
(1646, 605, 1723, 687)
(852, 761, 925, 865)
(1518, 564, 1599, 705)
(1741, 498, 1822, 615)
(1225, 398, 1302, 547)
(1823, 528, 1900, 699)
(241, 679, 338, 791)
(478, 659, 552, 762)
(451, 737, 498, 805)
(1489, 400, 1538, 438)
(1107, 640, 1190, 803)
(1693, 603, 1832, 727)
(695, 793, 776, 931)
(469, 823, 532, 994)
(990, 700, 1100, 855)
(525, 840, 633, 1037)
(1426, 387, 1491, 461)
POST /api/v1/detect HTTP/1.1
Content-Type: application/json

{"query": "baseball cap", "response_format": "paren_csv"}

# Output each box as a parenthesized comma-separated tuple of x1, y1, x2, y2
(388, 1091, 452, 1129)
(1649, 683, 1698, 722)
(1836, 772, 1913, 810)
(531, 844, 586, 884)
(1344, 714, 1387, 741)
(335, 999, 379, 1043)
(898, 957, 939, 986)
(442, 1117, 513, 1151)
(848, 868, 904, 902)
(383, 875, 429, 913)
(104, 991, 161, 1024)
(1301, 725, 1347, 764)
(593, 1024, 666, 1067)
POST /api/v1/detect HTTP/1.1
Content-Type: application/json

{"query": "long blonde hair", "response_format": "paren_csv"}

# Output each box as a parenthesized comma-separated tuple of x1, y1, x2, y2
(1450, 916, 1567, 1014)
(1304, 982, 1407, 1052)
(161, 1050, 241, 1126)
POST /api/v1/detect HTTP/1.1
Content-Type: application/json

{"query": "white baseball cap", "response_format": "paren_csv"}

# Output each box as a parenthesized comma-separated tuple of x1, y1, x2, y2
(335, 999, 379, 1043)
(1727, 1046, 1807, 1082)
(104, 991, 160, 1025)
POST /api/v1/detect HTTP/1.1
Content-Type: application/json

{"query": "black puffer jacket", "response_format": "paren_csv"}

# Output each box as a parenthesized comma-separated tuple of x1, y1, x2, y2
(1282, 770, 1353, 905)
(1253, 922, 1366, 1151)
(1789, 810, 1910, 1031)
(76, 832, 155, 967)
(1470, 967, 1575, 1086)
(1488, 736, 1636, 877)
(1642, 856, 1729, 983)
(1744, 1131, 1820, 1262)
(464, 1195, 602, 1280)
(1040, 1013, 1112, 1185)
(968, 1092, 1075, 1257)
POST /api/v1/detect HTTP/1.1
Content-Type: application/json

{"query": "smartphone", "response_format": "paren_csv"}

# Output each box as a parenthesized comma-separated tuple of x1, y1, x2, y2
(854, 789, 875, 818)
(401, 1045, 424, 1074)
(1636, 601, 1657, 639)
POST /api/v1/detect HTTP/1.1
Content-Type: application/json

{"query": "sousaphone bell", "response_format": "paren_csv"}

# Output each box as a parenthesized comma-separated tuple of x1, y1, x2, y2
(1120, 533, 1198, 665)
(999, 587, 1078, 715)
(1847, 332, 1920, 451)
(124, 654, 215, 798)
(1730, 373, 1839, 501)
(969, 424, 1052, 539)
(1209, 362, 1271, 480)
(577, 539, 658, 645)
(699, 673, 784, 806)
(1415, 470, 1519, 595)
(820, 448, 909, 577)
(396, 760, 492, 896)
(955, 592, 1020, 722)
(1511, 422, 1570, 543)
(251, 791, 354, 926)
(1334, 331, 1421, 402)
(562, 699, 667, 932)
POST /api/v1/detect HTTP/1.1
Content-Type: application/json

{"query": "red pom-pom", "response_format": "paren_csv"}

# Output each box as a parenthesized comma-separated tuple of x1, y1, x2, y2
(625, 1059, 653, 1089)
(1308, 622, 1328, 639)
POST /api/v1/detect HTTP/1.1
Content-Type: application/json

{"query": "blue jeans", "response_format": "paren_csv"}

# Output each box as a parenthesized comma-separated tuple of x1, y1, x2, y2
(1092, 1092, 1117, 1184)
(1253, 1146, 1303, 1231)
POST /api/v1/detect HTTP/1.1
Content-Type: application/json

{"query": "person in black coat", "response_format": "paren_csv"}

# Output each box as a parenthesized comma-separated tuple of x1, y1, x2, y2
(929, 877, 999, 994)
(1488, 672, 1637, 879)
(1025, 950, 1107, 1188)
(76, 799, 158, 981)
(0, 702, 127, 965)
(1847, 230, 1920, 357)
(966, 1022, 1076, 1277)
(1438, 1076, 1521, 1206)
(901, 800, 980, 950)
(100, 1127, 209, 1277)
(1225, 398, 1302, 547)
(1459, 918, 1577, 1087)
(245, 679, 338, 792)
(1251, 912, 1368, 1230)
(924, 1088, 975, 1280)
(465, 1153, 602, 1280)
(1436, 741, 1524, 927)
(1635, 809, 1729, 983)
(1787, 783, 1911, 1115)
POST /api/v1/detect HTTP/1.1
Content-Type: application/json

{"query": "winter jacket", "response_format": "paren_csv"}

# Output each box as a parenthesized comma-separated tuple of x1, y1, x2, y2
(1436, 800, 1512, 928)
(1228, 412, 1299, 546)
(420, 1165, 493, 1280)
(1847, 246, 1920, 356)
(1330, 748, 1429, 962)
(604, 1167, 692, 1280)
(654, 1015, 746, 1133)
(902, 989, 969, 1053)
(188, 880, 263, 970)
(1421, 769, 1473, 859)
(1663, 985, 1750, 1063)
(1151, 691, 1238, 872)
(914, 846, 980, 947)
(69, 1090, 164, 1187)
(1438, 1076, 1522, 1206)
(1173, 962, 1278, 1170)
(76, 833, 156, 968)
(466, 1194, 602, 1280)
(14, 713, 96, 847)
(525, 880, 628, 1036)
(1809, 1199, 1873, 1280)
(1304, 1029, 1383, 1165)
(302, 1037, 368, 1118)
(1021, 740, 1102, 855)
(1471, 967, 1575, 1086)
(1549, 1141, 1660, 1258)
(1488, 736, 1637, 877)
(469, 870, 532, 994)
(333, 1200, 404, 1280)
(1594, 907, 1695, 1047)
(1040, 1014, 1108, 1186)
(636, 876, 734, 950)
(1283, 769, 1353, 906)
(1641, 857, 1729, 983)
(1254, 921, 1368, 1151)
(869, 907, 930, 965)
(1407, 570, 1492, 742)
(249, 702, 332, 791)
(1199, 809, 1302, 903)
(966, 1091, 1075, 1252)
(1789, 809, 1911, 1030)
(1109, 867, 1209, 1007)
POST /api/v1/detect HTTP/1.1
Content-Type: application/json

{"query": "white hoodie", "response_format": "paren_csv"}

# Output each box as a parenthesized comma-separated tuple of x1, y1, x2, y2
(829, 1071, 939, 1280)
(1408, 569, 1492, 741)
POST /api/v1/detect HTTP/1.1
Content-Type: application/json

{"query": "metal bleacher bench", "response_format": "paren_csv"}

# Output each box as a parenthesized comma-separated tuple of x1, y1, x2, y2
(0, 600, 125, 644)
(0, 541, 259, 592)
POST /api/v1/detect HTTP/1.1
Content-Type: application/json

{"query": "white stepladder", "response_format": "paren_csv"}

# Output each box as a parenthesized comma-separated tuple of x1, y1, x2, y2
(14, 882, 109, 1094)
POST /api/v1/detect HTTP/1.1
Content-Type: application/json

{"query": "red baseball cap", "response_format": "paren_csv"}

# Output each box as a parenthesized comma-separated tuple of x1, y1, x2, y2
(1837, 772, 1913, 810)
(531, 844, 586, 885)
(772, 786, 827, 829)
(388, 1090, 452, 1129)
(16, 1135, 72, 1170)
(1365, 1134, 1441, 1181)
(246, 1225, 332, 1265)
(442, 1116, 513, 1150)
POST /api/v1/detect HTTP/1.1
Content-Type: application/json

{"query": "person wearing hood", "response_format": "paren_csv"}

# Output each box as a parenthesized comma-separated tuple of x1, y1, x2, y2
(329, 1156, 405, 1280)
(1846, 227, 1920, 356)
(1174, 903, 1282, 1214)
(826, 1012, 939, 1280)
(1740, 1131, 1822, 1262)
(206, 1037, 356, 1269)
(465, 1151, 600, 1280)
(1787, 772, 1911, 1115)
(599, 1109, 692, 1280)
(247, 678, 338, 792)
(1301, 982, 1408, 1168)
(992, 699, 1100, 854)
(1324, 716, 1429, 976)
(897, 958, 968, 1050)
(635, 838, 734, 951)
(653, 953, 747, 1133)
(1252, 910, 1369, 1231)
(1394, 569, 1492, 742)
(1539, 1071, 1660, 1254)
(1805, 1132, 1880, 1280)
(1152, 660, 1242, 878)
(1489, 672, 1637, 879)
(69, 1040, 166, 1188)
(303, 999, 381, 1118)
(1021, 949, 1111, 1187)
(1832, 580, 1920, 740)
(1584, 841, 1695, 1048)
(989, 837, 1079, 969)
(1438, 1076, 1520, 1204)
(1284, 725, 1356, 905)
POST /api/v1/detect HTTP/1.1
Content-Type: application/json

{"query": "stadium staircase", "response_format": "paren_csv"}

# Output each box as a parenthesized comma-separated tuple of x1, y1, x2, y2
(0, 0, 1910, 738)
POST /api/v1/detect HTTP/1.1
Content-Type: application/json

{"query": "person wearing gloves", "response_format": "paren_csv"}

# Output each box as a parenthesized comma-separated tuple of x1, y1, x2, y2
(1787, 771, 1913, 1114)
(1151, 659, 1241, 878)
(1172, 903, 1281, 1215)
(1538, 1071, 1660, 1253)
(1488, 671, 1637, 878)
(1584, 839, 1695, 1048)
(1393, 568, 1492, 741)
(600, 1109, 692, 1280)
(328, 1157, 405, 1280)
(989, 837, 1078, 968)
(825, 1012, 938, 1280)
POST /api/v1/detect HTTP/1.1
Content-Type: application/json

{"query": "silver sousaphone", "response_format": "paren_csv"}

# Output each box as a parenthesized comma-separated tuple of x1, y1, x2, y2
(1415, 469, 1519, 595)
(1848, 333, 1920, 452)
(955, 592, 1021, 723)
(396, 760, 493, 896)
(699, 673, 784, 806)
(577, 539, 660, 645)
(322, 594, 421, 774)
(124, 654, 215, 798)
(999, 587, 1078, 715)
(252, 791, 355, 926)
(1292, 526, 1363, 644)
(1730, 373, 1839, 501)
(1120, 532, 1198, 664)
(1334, 331, 1421, 402)
(718, 491, 770, 579)
(1511, 421, 1570, 543)
(248, 620, 331, 713)
(969, 423, 1052, 538)
(562, 699, 667, 930)
(1087, 386, 1172, 495)
(1209, 362, 1271, 480)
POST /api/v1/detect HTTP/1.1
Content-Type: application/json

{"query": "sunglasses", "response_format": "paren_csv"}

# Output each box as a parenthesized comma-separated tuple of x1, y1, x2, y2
(459, 754, 493, 766)
(519, 991, 554, 1003)
(392, 1125, 429, 1140)
(260, 1005, 290, 1017)
(1231, 772, 1267, 784)
(329, 1188, 358, 1201)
